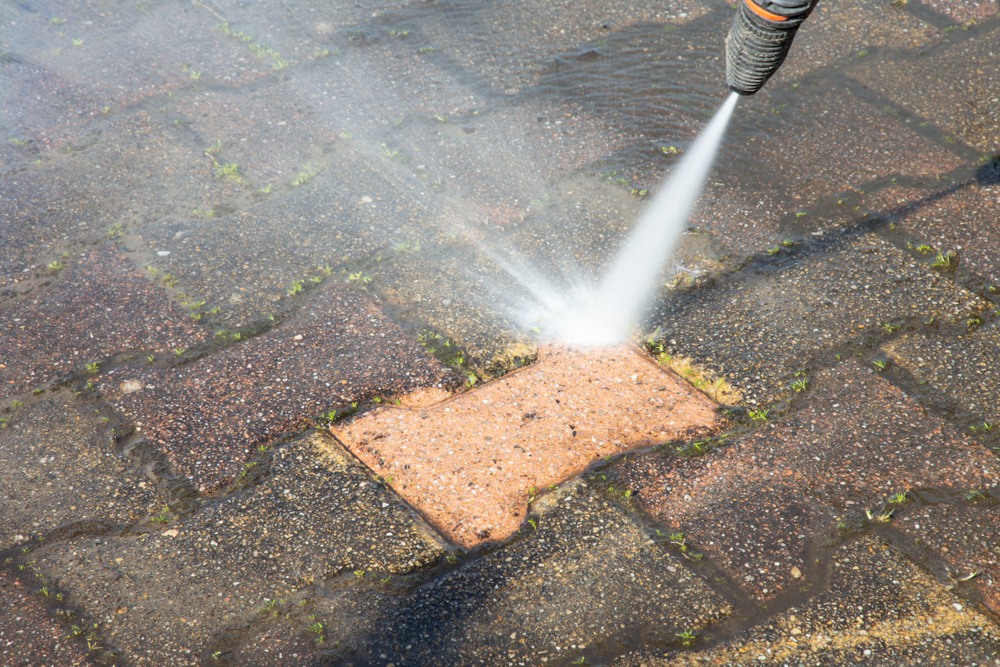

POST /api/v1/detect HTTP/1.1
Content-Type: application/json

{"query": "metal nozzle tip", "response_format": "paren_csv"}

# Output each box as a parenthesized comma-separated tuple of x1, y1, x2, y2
(727, 84, 757, 96)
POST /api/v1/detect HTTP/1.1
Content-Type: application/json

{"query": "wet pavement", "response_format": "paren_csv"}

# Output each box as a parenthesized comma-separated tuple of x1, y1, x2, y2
(3, 0, 1000, 664)
(612, 359, 1000, 605)
(100, 278, 458, 493)
(647, 232, 987, 407)
(0, 392, 158, 551)
(1, 245, 208, 396)
(0, 568, 91, 667)
(21, 431, 449, 666)
(613, 536, 1000, 667)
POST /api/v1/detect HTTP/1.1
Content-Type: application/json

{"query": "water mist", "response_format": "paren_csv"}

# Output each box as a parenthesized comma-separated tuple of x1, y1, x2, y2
(515, 91, 741, 346)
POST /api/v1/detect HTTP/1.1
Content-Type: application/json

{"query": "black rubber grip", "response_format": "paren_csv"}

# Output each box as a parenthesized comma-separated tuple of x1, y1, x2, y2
(725, 0, 818, 95)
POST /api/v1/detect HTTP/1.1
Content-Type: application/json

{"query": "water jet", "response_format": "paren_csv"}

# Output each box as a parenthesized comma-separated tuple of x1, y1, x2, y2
(509, 91, 741, 346)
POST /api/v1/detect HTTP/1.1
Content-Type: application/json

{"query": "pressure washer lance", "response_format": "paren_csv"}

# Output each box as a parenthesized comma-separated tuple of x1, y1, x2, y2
(725, 0, 819, 95)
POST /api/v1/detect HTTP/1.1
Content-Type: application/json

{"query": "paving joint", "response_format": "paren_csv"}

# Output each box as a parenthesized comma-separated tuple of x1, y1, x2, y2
(842, 74, 986, 161)
(900, 0, 972, 29)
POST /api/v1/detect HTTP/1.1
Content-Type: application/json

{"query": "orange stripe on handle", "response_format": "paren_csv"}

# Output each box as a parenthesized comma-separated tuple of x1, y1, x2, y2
(743, 0, 789, 21)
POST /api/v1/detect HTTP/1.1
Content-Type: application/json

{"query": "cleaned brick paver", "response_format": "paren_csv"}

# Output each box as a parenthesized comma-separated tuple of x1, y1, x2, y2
(334, 343, 721, 547)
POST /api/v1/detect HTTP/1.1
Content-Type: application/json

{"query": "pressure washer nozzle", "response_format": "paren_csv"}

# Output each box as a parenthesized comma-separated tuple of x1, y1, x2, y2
(725, 0, 819, 95)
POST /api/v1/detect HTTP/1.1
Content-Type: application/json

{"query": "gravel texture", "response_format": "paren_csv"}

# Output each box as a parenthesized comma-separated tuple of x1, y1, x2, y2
(166, 84, 342, 188)
(356, 479, 734, 666)
(0, 245, 207, 397)
(693, 88, 966, 255)
(863, 181, 1000, 284)
(0, 55, 97, 155)
(0, 393, 158, 551)
(499, 176, 669, 292)
(3, 0, 1000, 663)
(25, 430, 448, 666)
(183, 431, 449, 580)
(613, 536, 1000, 667)
(848, 20, 1000, 153)
(770, 0, 940, 83)
(647, 232, 987, 407)
(0, 110, 235, 286)
(358, 104, 613, 230)
(369, 246, 541, 381)
(881, 328, 1000, 425)
(412, 0, 714, 95)
(891, 496, 1000, 617)
(0, 567, 91, 667)
(916, 0, 999, 28)
(615, 360, 1000, 603)
(333, 342, 721, 547)
(0, 1, 267, 150)
(221, 620, 322, 667)
(133, 142, 457, 329)
(102, 280, 458, 493)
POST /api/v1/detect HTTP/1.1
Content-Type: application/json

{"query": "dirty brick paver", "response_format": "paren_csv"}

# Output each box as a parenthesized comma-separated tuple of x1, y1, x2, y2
(613, 536, 1000, 667)
(4, 0, 1000, 661)
(136, 146, 458, 329)
(190, 431, 449, 580)
(882, 329, 1000, 427)
(0, 569, 91, 667)
(848, 21, 1000, 153)
(891, 498, 1000, 617)
(617, 360, 1000, 603)
(649, 232, 987, 407)
(0, 245, 207, 397)
(368, 480, 733, 666)
(916, 0, 999, 24)
(414, 0, 713, 95)
(103, 281, 458, 493)
(772, 0, 940, 82)
(29, 430, 447, 667)
(333, 343, 721, 547)
(694, 90, 965, 254)
(0, 3, 268, 149)
(0, 394, 157, 551)
(0, 111, 235, 285)
(222, 621, 321, 667)
(864, 181, 1000, 284)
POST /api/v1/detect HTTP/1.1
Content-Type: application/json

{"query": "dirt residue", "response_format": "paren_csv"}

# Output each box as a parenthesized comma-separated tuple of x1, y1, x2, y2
(617, 360, 1000, 602)
(102, 281, 459, 493)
